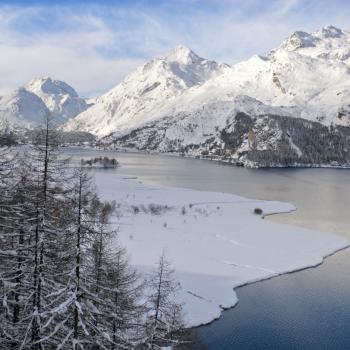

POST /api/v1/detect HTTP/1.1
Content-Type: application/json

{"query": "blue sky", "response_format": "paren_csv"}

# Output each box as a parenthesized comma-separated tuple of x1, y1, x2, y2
(0, 0, 349, 96)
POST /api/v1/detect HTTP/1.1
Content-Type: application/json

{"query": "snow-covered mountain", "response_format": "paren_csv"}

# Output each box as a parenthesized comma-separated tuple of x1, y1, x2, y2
(0, 88, 50, 131)
(3, 26, 350, 166)
(64, 25, 350, 141)
(0, 77, 90, 131)
(61, 26, 350, 166)
(63, 45, 228, 136)
(25, 77, 89, 124)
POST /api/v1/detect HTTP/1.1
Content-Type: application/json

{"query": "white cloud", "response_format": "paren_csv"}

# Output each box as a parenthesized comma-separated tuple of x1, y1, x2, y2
(0, 1, 348, 97)
(274, 0, 301, 14)
(0, 6, 144, 96)
(0, 43, 142, 97)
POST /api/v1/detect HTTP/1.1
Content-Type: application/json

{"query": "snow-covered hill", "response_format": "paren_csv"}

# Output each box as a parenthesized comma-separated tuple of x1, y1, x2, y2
(0, 77, 90, 132)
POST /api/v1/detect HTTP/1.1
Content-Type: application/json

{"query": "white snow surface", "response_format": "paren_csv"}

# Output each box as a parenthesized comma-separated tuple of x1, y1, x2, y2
(63, 26, 350, 139)
(94, 172, 349, 327)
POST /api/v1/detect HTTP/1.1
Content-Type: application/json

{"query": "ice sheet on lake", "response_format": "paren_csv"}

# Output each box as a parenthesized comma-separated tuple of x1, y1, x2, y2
(95, 172, 349, 327)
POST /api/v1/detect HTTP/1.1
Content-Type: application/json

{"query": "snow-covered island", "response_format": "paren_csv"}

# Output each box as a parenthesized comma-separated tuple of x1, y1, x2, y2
(95, 171, 349, 327)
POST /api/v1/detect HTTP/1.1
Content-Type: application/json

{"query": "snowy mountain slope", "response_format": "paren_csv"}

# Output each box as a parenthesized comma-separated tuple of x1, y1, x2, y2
(63, 26, 350, 141)
(94, 26, 349, 166)
(0, 78, 91, 132)
(105, 95, 292, 148)
(63, 45, 228, 136)
(0, 88, 50, 131)
(105, 104, 350, 167)
(169, 25, 350, 127)
(25, 77, 90, 123)
(278, 26, 350, 62)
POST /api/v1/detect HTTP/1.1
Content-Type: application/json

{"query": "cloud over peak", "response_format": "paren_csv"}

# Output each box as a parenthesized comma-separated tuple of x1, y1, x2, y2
(0, 0, 348, 96)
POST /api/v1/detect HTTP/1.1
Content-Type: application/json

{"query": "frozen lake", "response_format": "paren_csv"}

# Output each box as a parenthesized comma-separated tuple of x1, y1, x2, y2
(64, 147, 350, 349)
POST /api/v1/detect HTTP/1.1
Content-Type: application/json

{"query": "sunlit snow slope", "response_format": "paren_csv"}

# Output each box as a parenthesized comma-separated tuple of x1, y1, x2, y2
(63, 45, 228, 136)
(64, 26, 350, 139)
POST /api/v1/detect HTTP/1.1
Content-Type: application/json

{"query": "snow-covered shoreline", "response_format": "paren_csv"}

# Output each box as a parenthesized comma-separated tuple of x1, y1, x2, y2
(94, 171, 349, 327)
(74, 145, 350, 169)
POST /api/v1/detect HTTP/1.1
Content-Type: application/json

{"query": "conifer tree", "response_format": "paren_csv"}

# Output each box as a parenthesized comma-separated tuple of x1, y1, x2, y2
(0, 122, 184, 349)
(0, 146, 23, 348)
(104, 245, 145, 349)
(7, 116, 72, 349)
(146, 253, 183, 349)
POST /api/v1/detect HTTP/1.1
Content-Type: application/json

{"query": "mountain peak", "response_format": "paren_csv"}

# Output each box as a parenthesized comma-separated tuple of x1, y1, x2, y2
(165, 45, 201, 65)
(280, 30, 319, 51)
(26, 76, 79, 98)
(278, 26, 349, 53)
(318, 25, 344, 38)
(24, 77, 89, 123)
(27, 76, 55, 88)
